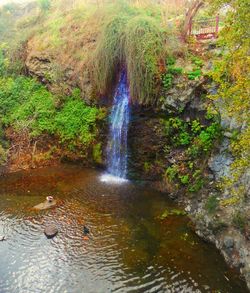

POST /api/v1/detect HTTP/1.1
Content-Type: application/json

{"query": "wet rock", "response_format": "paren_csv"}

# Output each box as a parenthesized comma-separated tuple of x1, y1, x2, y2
(224, 237, 234, 250)
(44, 225, 58, 239)
(33, 199, 57, 210)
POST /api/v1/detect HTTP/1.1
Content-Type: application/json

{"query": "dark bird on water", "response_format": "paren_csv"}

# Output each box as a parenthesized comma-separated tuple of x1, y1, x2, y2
(83, 226, 90, 235)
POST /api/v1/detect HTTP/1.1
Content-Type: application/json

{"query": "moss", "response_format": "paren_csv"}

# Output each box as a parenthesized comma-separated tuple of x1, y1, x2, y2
(232, 211, 246, 232)
(93, 143, 102, 164)
(160, 208, 186, 219)
(0, 144, 7, 165)
(205, 195, 219, 214)
(220, 196, 240, 207)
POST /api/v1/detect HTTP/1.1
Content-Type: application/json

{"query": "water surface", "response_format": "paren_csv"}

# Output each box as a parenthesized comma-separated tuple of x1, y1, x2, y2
(0, 165, 247, 293)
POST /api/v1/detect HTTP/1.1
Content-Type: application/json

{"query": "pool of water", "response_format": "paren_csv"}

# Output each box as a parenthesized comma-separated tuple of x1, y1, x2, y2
(0, 165, 247, 293)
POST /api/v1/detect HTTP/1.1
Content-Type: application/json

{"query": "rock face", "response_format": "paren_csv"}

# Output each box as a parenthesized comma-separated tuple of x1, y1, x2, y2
(208, 138, 233, 180)
(44, 225, 58, 239)
(128, 108, 168, 180)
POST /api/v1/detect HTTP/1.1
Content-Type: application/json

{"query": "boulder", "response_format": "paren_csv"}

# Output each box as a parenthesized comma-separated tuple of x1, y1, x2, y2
(33, 199, 57, 210)
(44, 225, 58, 239)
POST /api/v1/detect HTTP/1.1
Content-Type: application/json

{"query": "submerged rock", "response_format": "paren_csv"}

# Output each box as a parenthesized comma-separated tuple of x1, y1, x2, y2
(44, 225, 58, 239)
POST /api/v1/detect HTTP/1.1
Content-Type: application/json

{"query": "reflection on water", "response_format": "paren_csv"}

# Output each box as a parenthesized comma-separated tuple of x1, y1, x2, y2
(0, 165, 247, 293)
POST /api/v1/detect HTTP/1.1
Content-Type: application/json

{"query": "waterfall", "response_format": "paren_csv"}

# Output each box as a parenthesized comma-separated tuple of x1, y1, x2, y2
(101, 71, 130, 182)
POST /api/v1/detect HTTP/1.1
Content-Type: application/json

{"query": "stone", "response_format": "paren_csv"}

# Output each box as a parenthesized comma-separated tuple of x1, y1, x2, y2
(208, 138, 233, 180)
(223, 237, 234, 249)
(33, 199, 57, 210)
(44, 225, 58, 239)
(0, 235, 6, 241)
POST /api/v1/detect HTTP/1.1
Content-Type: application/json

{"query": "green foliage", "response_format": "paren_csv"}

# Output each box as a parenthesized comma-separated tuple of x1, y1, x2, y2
(0, 44, 9, 76)
(54, 91, 100, 145)
(168, 66, 183, 75)
(0, 76, 104, 149)
(190, 55, 203, 68)
(209, 0, 250, 195)
(165, 165, 178, 181)
(160, 208, 186, 219)
(93, 4, 166, 104)
(205, 195, 219, 214)
(191, 120, 202, 134)
(166, 56, 176, 66)
(188, 170, 204, 193)
(162, 73, 173, 89)
(179, 174, 189, 185)
(93, 143, 102, 164)
(198, 122, 221, 152)
(187, 69, 202, 80)
(162, 57, 183, 90)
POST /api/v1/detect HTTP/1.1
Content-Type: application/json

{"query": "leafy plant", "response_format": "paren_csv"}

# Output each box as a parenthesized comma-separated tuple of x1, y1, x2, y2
(162, 73, 173, 89)
(165, 165, 178, 181)
(187, 68, 202, 80)
(179, 174, 189, 185)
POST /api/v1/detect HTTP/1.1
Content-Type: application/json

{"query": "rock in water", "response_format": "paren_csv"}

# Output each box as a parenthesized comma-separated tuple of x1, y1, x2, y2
(44, 225, 58, 239)
(33, 199, 57, 210)
(0, 235, 6, 241)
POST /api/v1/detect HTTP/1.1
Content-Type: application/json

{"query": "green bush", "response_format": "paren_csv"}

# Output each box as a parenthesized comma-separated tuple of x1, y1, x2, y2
(162, 73, 173, 89)
(166, 56, 176, 66)
(165, 165, 178, 181)
(0, 76, 104, 149)
(187, 69, 202, 80)
(179, 174, 189, 185)
(54, 91, 101, 145)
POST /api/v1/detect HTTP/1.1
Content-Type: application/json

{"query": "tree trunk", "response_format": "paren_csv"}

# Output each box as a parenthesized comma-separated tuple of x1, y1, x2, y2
(183, 0, 204, 40)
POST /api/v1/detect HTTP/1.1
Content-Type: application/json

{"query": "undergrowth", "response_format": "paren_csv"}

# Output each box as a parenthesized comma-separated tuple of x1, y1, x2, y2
(0, 76, 105, 149)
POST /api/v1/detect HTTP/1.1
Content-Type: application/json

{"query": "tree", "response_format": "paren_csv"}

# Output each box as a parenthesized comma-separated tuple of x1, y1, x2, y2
(183, 0, 204, 39)
(210, 0, 250, 196)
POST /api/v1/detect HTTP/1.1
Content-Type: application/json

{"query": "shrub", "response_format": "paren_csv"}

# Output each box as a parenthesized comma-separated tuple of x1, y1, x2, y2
(165, 165, 178, 181)
(179, 174, 189, 185)
(0, 76, 104, 149)
(54, 90, 102, 145)
(187, 68, 202, 80)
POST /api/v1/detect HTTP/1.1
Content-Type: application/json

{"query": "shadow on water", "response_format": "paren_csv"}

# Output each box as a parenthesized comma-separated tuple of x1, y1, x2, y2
(0, 165, 248, 293)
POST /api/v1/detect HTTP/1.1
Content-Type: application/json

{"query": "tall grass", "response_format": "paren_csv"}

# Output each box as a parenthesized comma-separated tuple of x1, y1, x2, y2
(92, 2, 166, 105)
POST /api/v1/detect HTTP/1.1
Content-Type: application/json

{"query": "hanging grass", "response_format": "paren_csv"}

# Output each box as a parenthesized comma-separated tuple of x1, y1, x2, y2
(124, 16, 165, 105)
(91, 3, 166, 105)
(92, 13, 128, 95)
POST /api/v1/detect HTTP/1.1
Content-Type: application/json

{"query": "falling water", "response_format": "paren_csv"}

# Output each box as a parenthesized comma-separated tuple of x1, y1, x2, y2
(105, 71, 130, 181)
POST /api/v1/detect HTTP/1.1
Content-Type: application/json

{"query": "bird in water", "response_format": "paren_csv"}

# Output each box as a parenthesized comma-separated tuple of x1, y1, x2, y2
(83, 226, 90, 235)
